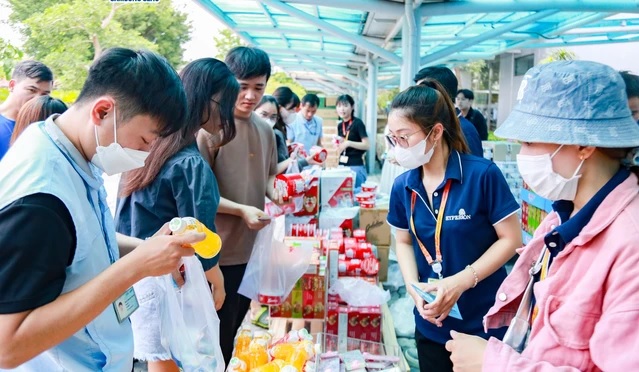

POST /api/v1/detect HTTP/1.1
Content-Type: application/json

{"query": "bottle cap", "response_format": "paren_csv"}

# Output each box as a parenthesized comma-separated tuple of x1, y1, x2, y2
(169, 217, 186, 234)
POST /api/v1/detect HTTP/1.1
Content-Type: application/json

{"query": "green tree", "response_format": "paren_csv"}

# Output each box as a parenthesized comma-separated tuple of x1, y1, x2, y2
(115, 1, 190, 68)
(540, 48, 577, 64)
(213, 28, 243, 60)
(266, 72, 306, 99)
(0, 38, 24, 80)
(8, 0, 190, 89)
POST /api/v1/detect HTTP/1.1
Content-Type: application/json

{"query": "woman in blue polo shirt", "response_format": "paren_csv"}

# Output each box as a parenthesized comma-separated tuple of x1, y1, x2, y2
(115, 58, 238, 372)
(386, 80, 521, 372)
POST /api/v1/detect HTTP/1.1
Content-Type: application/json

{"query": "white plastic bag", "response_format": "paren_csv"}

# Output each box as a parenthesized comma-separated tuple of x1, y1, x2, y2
(158, 256, 224, 372)
(238, 216, 314, 304)
(329, 277, 391, 307)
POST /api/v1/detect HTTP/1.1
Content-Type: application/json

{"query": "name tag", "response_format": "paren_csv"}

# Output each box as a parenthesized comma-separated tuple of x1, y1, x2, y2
(113, 287, 139, 323)
(428, 278, 440, 284)
(339, 155, 349, 164)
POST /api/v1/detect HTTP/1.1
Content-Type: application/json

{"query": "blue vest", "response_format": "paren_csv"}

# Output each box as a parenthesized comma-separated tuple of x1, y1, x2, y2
(0, 118, 133, 371)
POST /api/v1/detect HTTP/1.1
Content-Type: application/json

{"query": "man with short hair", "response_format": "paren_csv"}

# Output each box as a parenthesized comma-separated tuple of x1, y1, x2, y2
(197, 46, 279, 365)
(0, 60, 54, 160)
(0, 48, 200, 371)
(414, 67, 484, 157)
(287, 93, 324, 152)
(456, 89, 488, 141)
(620, 71, 639, 124)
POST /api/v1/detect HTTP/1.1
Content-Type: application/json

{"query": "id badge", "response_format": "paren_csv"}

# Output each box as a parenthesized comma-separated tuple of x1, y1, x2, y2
(113, 287, 139, 323)
(339, 155, 349, 164)
(428, 278, 440, 284)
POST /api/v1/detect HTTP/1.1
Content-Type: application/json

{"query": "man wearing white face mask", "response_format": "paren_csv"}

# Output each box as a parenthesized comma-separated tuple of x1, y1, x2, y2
(447, 61, 639, 372)
(0, 48, 204, 371)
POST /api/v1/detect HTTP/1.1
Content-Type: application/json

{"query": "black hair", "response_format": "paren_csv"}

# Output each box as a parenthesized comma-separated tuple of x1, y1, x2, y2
(301, 93, 320, 107)
(121, 58, 238, 197)
(256, 95, 287, 137)
(620, 71, 639, 99)
(11, 60, 53, 82)
(225, 46, 271, 82)
(456, 89, 474, 100)
(273, 86, 296, 110)
(76, 47, 186, 138)
(336, 94, 355, 107)
(413, 66, 458, 100)
(292, 93, 300, 108)
(391, 79, 470, 154)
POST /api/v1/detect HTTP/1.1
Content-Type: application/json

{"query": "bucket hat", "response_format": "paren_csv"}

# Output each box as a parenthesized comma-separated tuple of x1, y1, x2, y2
(495, 60, 639, 148)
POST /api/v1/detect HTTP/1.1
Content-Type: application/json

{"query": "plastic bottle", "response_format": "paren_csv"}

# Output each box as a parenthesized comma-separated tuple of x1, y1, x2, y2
(270, 342, 296, 361)
(247, 339, 270, 370)
(228, 357, 248, 372)
(288, 342, 313, 372)
(169, 217, 222, 258)
(250, 361, 281, 372)
(253, 330, 273, 348)
(234, 326, 253, 360)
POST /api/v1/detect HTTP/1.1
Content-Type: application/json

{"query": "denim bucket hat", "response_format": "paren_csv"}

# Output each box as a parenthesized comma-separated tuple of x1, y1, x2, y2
(495, 60, 639, 148)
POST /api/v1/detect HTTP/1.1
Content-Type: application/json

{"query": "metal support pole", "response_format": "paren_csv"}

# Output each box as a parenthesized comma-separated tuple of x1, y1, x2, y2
(357, 68, 366, 120)
(366, 55, 378, 174)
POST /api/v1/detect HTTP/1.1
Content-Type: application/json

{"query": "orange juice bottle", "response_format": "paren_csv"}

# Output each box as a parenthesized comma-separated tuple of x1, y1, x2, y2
(270, 342, 297, 361)
(234, 326, 253, 359)
(228, 357, 248, 372)
(250, 361, 281, 372)
(247, 339, 269, 370)
(169, 217, 222, 258)
(254, 330, 273, 347)
(288, 343, 312, 372)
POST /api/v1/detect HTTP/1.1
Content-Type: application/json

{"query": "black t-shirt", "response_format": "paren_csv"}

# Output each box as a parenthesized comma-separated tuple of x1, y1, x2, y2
(0, 193, 76, 314)
(337, 117, 368, 166)
(465, 107, 488, 141)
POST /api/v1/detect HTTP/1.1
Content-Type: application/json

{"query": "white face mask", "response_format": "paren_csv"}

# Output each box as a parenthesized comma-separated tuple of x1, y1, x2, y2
(264, 118, 276, 127)
(281, 108, 297, 125)
(393, 129, 435, 170)
(91, 107, 150, 176)
(517, 145, 584, 201)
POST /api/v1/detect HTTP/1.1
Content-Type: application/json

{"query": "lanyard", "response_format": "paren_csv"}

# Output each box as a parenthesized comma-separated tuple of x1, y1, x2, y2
(341, 119, 353, 141)
(409, 180, 452, 279)
(304, 118, 318, 136)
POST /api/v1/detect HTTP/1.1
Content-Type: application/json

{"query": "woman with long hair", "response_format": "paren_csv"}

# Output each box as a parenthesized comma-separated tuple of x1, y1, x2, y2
(10, 95, 67, 145)
(335, 94, 369, 190)
(386, 80, 521, 372)
(447, 61, 639, 372)
(115, 58, 239, 372)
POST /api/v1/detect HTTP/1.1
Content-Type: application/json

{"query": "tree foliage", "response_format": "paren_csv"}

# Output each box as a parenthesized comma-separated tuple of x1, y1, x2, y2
(7, 0, 190, 89)
(540, 48, 577, 64)
(266, 72, 306, 99)
(0, 38, 24, 80)
(213, 28, 244, 60)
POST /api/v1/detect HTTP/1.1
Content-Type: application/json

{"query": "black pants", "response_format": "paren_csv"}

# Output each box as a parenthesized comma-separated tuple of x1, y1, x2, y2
(416, 330, 453, 372)
(218, 264, 252, 366)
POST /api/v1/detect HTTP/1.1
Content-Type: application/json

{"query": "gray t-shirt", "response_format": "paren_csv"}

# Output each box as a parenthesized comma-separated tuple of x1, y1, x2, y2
(199, 112, 278, 266)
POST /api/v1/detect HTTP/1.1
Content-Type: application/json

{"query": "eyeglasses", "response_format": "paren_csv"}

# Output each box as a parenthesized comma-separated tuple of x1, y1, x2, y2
(386, 129, 423, 148)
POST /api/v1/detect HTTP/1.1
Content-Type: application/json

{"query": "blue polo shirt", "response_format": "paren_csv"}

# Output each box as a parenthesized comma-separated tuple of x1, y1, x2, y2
(287, 114, 323, 152)
(458, 115, 484, 158)
(387, 150, 520, 345)
(0, 114, 16, 161)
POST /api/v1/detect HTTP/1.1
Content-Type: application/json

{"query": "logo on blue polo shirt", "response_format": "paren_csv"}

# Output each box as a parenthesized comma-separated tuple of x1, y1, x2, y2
(446, 208, 472, 221)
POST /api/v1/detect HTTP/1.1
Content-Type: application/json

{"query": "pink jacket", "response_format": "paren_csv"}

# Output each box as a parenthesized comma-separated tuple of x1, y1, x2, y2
(483, 174, 639, 371)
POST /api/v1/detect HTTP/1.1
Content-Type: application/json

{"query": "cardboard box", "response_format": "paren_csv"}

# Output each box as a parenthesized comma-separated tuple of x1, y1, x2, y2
(291, 289, 303, 318)
(294, 176, 319, 217)
(320, 169, 354, 208)
(319, 207, 359, 238)
(326, 301, 339, 335)
(377, 245, 390, 282)
(358, 206, 391, 246)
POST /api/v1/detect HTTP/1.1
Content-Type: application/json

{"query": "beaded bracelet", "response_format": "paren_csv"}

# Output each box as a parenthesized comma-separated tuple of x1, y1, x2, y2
(466, 265, 479, 288)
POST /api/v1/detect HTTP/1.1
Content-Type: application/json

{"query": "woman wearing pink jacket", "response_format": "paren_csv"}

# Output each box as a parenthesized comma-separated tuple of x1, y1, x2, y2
(446, 60, 639, 371)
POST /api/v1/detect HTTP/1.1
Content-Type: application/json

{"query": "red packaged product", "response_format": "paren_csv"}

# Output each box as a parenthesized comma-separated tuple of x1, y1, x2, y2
(310, 146, 328, 163)
(352, 228, 366, 242)
(369, 306, 382, 342)
(348, 307, 360, 339)
(275, 173, 305, 202)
